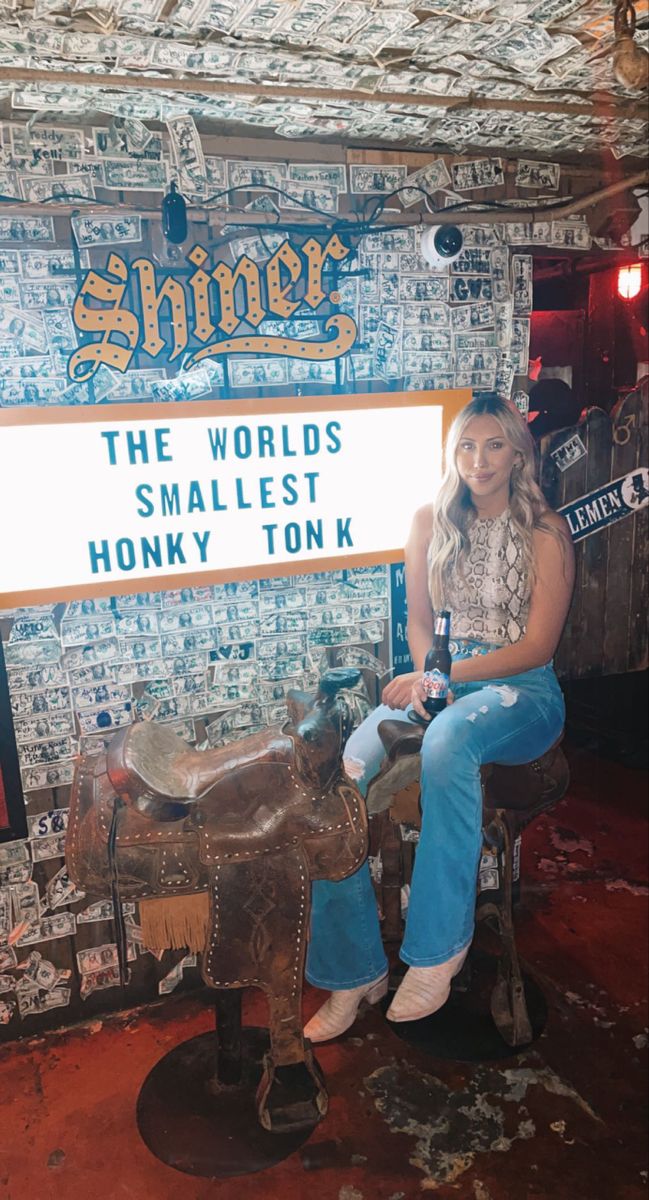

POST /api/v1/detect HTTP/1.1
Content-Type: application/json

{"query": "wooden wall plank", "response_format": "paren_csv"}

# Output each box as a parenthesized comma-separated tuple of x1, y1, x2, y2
(579, 408, 613, 676)
(603, 388, 644, 669)
(542, 380, 648, 680)
(547, 415, 590, 679)
(625, 382, 649, 671)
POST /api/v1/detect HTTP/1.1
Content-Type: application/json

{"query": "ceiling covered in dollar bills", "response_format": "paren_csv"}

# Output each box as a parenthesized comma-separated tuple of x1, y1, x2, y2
(0, 0, 647, 164)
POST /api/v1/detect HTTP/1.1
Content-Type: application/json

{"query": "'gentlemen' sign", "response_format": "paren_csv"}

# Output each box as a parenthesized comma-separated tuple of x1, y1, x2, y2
(558, 468, 649, 542)
(0, 390, 468, 605)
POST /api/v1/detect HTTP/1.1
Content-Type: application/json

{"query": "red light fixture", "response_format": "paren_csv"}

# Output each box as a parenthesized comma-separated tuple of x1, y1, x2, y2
(617, 263, 643, 300)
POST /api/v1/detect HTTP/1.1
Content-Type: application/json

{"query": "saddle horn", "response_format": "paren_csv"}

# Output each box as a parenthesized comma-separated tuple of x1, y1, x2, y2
(316, 668, 361, 699)
(312, 667, 362, 749)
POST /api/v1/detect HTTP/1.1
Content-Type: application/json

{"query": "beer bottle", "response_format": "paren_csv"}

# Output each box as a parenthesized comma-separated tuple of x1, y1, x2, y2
(409, 610, 452, 725)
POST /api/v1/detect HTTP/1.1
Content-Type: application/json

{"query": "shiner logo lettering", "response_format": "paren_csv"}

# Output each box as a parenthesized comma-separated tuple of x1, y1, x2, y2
(68, 234, 357, 383)
(559, 468, 649, 543)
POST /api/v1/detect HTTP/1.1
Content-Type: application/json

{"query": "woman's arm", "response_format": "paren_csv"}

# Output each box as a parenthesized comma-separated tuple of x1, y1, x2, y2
(381, 504, 432, 707)
(451, 511, 575, 684)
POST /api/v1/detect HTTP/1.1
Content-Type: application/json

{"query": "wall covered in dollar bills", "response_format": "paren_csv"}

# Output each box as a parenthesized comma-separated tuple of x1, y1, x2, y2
(0, 122, 629, 1035)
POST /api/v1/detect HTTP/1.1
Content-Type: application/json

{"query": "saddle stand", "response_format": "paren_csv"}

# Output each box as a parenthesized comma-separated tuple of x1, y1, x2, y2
(67, 668, 366, 1177)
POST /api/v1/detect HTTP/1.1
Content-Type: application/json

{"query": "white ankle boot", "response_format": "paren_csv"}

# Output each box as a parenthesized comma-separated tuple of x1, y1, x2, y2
(386, 946, 469, 1023)
(304, 973, 389, 1044)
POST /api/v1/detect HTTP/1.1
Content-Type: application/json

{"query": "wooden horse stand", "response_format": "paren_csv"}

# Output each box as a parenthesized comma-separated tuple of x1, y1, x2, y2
(366, 718, 570, 1059)
(67, 668, 366, 1176)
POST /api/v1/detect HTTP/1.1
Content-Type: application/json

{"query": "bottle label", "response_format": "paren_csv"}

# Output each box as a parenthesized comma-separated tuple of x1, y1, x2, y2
(422, 668, 449, 700)
(434, 614, 450, 638)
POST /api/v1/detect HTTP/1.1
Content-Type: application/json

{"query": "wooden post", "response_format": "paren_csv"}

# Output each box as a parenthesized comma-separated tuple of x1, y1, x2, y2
(585, 270, 616, 411)
(379, 812, 404, 943)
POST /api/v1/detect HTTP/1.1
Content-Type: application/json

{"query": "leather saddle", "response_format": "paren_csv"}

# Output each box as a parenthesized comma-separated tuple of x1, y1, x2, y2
(105, 715, 363, 862)
(106, 721, 293, 819)
(68, 668, 367, 899)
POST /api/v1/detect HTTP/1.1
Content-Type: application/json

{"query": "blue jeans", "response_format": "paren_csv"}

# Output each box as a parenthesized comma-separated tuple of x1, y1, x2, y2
(306, 650, 565, 988)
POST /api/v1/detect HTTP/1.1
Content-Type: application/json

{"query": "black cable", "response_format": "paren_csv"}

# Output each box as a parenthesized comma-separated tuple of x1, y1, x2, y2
(358, 184, 596, 222)
(0, 180, 600, 243)
(0, 190, 97, 205)
(41, 191, 97, 204)
(194, 183, 335, 221)
(0, 175, 609, 222)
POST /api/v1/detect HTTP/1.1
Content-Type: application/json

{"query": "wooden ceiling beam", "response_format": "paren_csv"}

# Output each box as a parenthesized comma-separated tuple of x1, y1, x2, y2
(2, 65, 647, 121)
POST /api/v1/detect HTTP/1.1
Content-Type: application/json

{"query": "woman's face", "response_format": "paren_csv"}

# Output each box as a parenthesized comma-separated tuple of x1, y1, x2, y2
(455, 414, 519, 510)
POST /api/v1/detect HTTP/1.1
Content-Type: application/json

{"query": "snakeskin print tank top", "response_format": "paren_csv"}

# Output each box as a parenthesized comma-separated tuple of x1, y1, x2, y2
(441, 508, 531, 645)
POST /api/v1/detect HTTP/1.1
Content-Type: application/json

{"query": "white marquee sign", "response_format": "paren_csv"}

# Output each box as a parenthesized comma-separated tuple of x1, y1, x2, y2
(0, 391, 468, 605)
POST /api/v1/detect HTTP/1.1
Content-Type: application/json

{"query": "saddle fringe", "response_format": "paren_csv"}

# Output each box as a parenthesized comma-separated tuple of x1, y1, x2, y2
(140, 892, 209, 955)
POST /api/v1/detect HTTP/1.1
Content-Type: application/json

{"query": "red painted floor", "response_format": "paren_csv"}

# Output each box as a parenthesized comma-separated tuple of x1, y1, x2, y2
(0, 745, 647, 1200)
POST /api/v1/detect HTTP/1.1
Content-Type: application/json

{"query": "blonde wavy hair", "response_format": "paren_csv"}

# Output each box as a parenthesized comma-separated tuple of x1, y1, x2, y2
(428, 394, 552, 611)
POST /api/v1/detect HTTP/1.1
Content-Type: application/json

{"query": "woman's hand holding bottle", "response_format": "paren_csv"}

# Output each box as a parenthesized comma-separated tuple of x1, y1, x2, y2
(409, 610, 453, 725)
(381, 670, 422, 710)
(381, 670, 454, 715)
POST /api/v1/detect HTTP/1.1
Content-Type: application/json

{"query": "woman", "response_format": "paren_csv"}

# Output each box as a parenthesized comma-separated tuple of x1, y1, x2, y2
(305, 393, 575, 1041)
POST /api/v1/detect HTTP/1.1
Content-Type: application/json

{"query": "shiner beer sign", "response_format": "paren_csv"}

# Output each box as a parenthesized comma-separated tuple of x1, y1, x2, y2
(67, 234, 358, 383)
